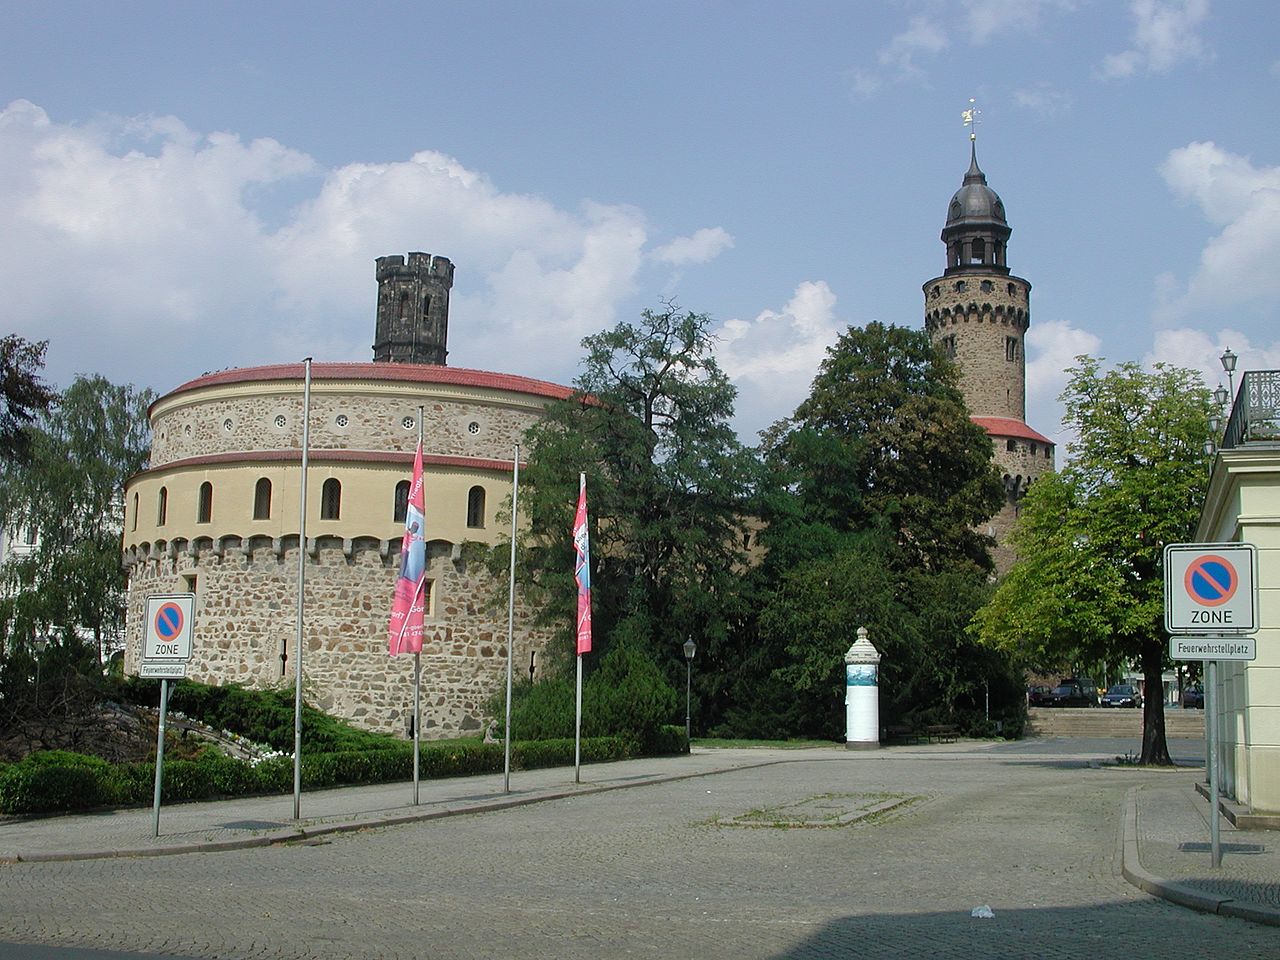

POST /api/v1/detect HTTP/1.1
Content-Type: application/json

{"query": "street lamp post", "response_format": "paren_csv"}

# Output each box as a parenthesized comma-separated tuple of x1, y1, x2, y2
(32, 635, 48, 708)
(682, 638, 697, 742)
(1220, 348, 1237, 403)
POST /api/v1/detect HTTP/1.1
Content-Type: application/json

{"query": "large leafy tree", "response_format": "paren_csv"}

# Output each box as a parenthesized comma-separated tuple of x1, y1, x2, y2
(762, 321, 1004, 573)
(0, 375, 155, 663)
(970, 358, 1213, 765)
(514, 304, 758, 676)
(708, 323, 1011, 739)
(0, 335, 57, 466)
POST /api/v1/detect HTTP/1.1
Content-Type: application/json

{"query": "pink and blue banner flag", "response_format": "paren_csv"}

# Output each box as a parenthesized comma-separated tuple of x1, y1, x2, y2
(573, 476, 592, 656)
(388, 442, 426, 655)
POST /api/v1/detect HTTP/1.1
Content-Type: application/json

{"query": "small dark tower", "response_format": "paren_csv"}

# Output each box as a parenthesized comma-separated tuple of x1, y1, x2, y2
(372, 252, 454, 365)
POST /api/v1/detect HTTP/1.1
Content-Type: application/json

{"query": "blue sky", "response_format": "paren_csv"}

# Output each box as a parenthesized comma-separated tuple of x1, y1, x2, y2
(3, 0, 1277, 446)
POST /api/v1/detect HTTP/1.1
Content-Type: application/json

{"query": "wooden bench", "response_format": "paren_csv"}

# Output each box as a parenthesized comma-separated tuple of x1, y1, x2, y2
(925, 724, 959, 743)
(883, 724, 924, 745)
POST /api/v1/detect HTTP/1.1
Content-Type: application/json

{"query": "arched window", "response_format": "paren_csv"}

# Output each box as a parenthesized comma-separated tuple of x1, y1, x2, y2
(398, 292, 410, 319)
(422, 295, 431, 317)
(1006, 439, 1017, 452)
(393, 480, 410, 523)
(970, 238, 985, 263)
(197, 482, 213, 523)
(131, 492, 138, 531)
(1006, 336, 1018, 362)
(321, 478, 341, 520)
(254, 478, 272, 520)
(157, 487, 168, 526)
(467, 486, 486, 528)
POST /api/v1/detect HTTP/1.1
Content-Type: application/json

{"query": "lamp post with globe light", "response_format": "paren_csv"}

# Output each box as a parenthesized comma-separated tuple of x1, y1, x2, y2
(1220, 348, 1237, 403)
(682, 638, 697, 742)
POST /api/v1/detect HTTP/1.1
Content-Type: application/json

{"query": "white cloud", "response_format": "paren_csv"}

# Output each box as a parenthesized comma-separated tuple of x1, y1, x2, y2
(0, 100, 729, 396)
(963, 0, 1075, 44)
(1154, 141, 1280, 324)
(1098, 0, 1211, 79)
(1013, 82, 1075, 116)
(713, 281, 844, 439)
(849, 14, 949, 97)
(1024, 319, 1102, 445)
(1145, 328, 1280, 399)
(651, 227, 734, 266)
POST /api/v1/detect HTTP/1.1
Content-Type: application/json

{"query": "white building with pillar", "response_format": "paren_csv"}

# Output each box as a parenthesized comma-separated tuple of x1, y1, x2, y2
(1196, 369, 1280, 818)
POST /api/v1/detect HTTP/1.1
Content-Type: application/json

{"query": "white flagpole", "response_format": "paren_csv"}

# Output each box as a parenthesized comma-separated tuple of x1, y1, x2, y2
(292, 357, 312, 821)
(575, 472, 585, 784)
(503, 442, 519, 793)
(413, 405, 423, 805)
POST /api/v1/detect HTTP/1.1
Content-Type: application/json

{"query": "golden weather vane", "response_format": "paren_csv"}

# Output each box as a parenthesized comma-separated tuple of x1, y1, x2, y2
(961, 98, 981, 142)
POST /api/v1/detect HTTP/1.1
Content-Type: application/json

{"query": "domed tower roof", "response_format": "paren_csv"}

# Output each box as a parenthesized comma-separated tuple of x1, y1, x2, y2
(941, 141, 1012, 276)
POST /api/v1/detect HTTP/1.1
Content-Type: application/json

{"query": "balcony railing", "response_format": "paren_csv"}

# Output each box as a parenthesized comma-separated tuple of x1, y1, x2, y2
(1222, 370, 1280, 449)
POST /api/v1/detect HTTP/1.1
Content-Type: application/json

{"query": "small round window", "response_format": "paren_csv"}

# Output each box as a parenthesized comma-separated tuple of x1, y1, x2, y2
(275, 415, 287, 429)
(402, 416, 416, 430)
(222, 418, 233, 433)
(336, 414, 349, 428)
(468, 421, 480, 435)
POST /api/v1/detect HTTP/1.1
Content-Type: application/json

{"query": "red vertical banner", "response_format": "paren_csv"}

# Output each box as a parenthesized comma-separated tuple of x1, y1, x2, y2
(573, 475, 592, 656)
(388, 443, 426, 655)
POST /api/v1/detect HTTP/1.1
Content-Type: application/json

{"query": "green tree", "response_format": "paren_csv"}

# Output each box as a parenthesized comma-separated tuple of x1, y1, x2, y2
(0, 375, 155, 663)
(513, 304, 759, 678)
(710, 323, 1010, 739)
(0, 335, 57, 466)
(970, 358, 1214, 765)
(761, 321, 1004, 573)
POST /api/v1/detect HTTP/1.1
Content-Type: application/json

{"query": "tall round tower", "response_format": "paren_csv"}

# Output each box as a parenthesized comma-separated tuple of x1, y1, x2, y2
(923, 140, 1054, 572)
(372, 252, 454, 365)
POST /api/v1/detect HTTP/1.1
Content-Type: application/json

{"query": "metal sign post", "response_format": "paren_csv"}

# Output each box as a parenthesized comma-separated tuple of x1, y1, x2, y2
(141, 593, 195, 837)
(1164, 543, 1260, 869)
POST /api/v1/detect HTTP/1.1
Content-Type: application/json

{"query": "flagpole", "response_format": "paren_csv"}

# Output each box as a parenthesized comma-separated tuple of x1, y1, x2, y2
(503, 442, 519, 793)
(575, 472, 585, 784)
(413, 405, 423, 805)
(292, 357, 312, 821)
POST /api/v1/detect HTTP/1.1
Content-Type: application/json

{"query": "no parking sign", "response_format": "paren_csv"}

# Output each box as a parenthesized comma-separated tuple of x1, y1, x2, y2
(1164, 543, 1257, 636)
(143, 593, 195, 661)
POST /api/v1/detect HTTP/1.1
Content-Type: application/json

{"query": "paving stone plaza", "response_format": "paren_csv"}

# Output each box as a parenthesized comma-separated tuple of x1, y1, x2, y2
(1, 740, 1277, 959)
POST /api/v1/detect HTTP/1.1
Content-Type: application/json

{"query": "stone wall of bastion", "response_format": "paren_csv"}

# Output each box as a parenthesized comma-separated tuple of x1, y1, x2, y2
(123, 537, 556, 738)
(123, 364, 571, 739)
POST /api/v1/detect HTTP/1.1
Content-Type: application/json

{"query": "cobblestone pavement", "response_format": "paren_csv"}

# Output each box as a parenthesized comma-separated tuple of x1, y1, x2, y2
(1, 748, 1276, 959)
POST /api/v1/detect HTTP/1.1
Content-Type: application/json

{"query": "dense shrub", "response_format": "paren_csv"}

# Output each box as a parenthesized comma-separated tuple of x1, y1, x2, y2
(0, 750, 115, 814)
(583, 642, 679, 751)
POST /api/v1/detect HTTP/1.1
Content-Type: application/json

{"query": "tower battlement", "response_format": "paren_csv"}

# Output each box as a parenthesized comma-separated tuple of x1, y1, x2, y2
(376, 252, 455, 284)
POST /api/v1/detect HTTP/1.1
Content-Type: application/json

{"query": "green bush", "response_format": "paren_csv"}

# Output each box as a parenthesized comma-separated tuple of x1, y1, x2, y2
(0, 751, 115, 814)
(583, 642, 679, 751)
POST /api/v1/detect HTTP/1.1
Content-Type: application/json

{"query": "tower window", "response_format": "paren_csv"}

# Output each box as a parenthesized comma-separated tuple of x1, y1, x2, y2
(399, 292, 410, 319)
(970, 238, 985, 263)
(197, 482, 213, 524)
(157, 487, 168, 526)
(467, 485, 486, 529)
(394, 480, 410, 523)
(422, 295, 431, 317)
(980, 280, 993, 293)
(942, 334, 957, 358)
(254, 478, 272, 520)
(1007, 439, 1017, 452)
(955, 280, 967, 293)
(321, 478, 341, 520)
(131, 493, 138, 531)
(1005, 336, 1018, 361)
(1007, 282, 1016, 296)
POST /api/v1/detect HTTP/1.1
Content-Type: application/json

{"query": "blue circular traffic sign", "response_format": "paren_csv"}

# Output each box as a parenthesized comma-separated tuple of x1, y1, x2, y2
(154, 602, 184, 639)
(1184, 555, 1238, 607)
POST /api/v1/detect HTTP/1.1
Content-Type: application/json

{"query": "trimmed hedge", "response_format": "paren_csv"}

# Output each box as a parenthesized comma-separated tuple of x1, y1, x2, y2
(0, 726, 688, 817)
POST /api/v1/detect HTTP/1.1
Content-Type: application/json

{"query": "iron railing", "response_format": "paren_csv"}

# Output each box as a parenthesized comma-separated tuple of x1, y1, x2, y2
(1221, 370, 1280, 449)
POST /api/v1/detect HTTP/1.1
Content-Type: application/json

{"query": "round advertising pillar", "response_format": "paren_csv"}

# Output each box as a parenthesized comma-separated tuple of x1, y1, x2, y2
(844, 626, 881, 750)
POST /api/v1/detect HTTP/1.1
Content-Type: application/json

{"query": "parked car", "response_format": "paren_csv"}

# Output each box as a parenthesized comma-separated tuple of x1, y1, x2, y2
(1182, 685, 1204, 709)
(1027, 684, 1052, 707)
(1101, 683, 1142, 708)
(1043, 681, 1097, 708)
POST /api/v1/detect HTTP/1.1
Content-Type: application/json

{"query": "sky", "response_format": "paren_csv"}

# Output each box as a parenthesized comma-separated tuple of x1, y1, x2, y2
(2, 0, 1278, 448)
